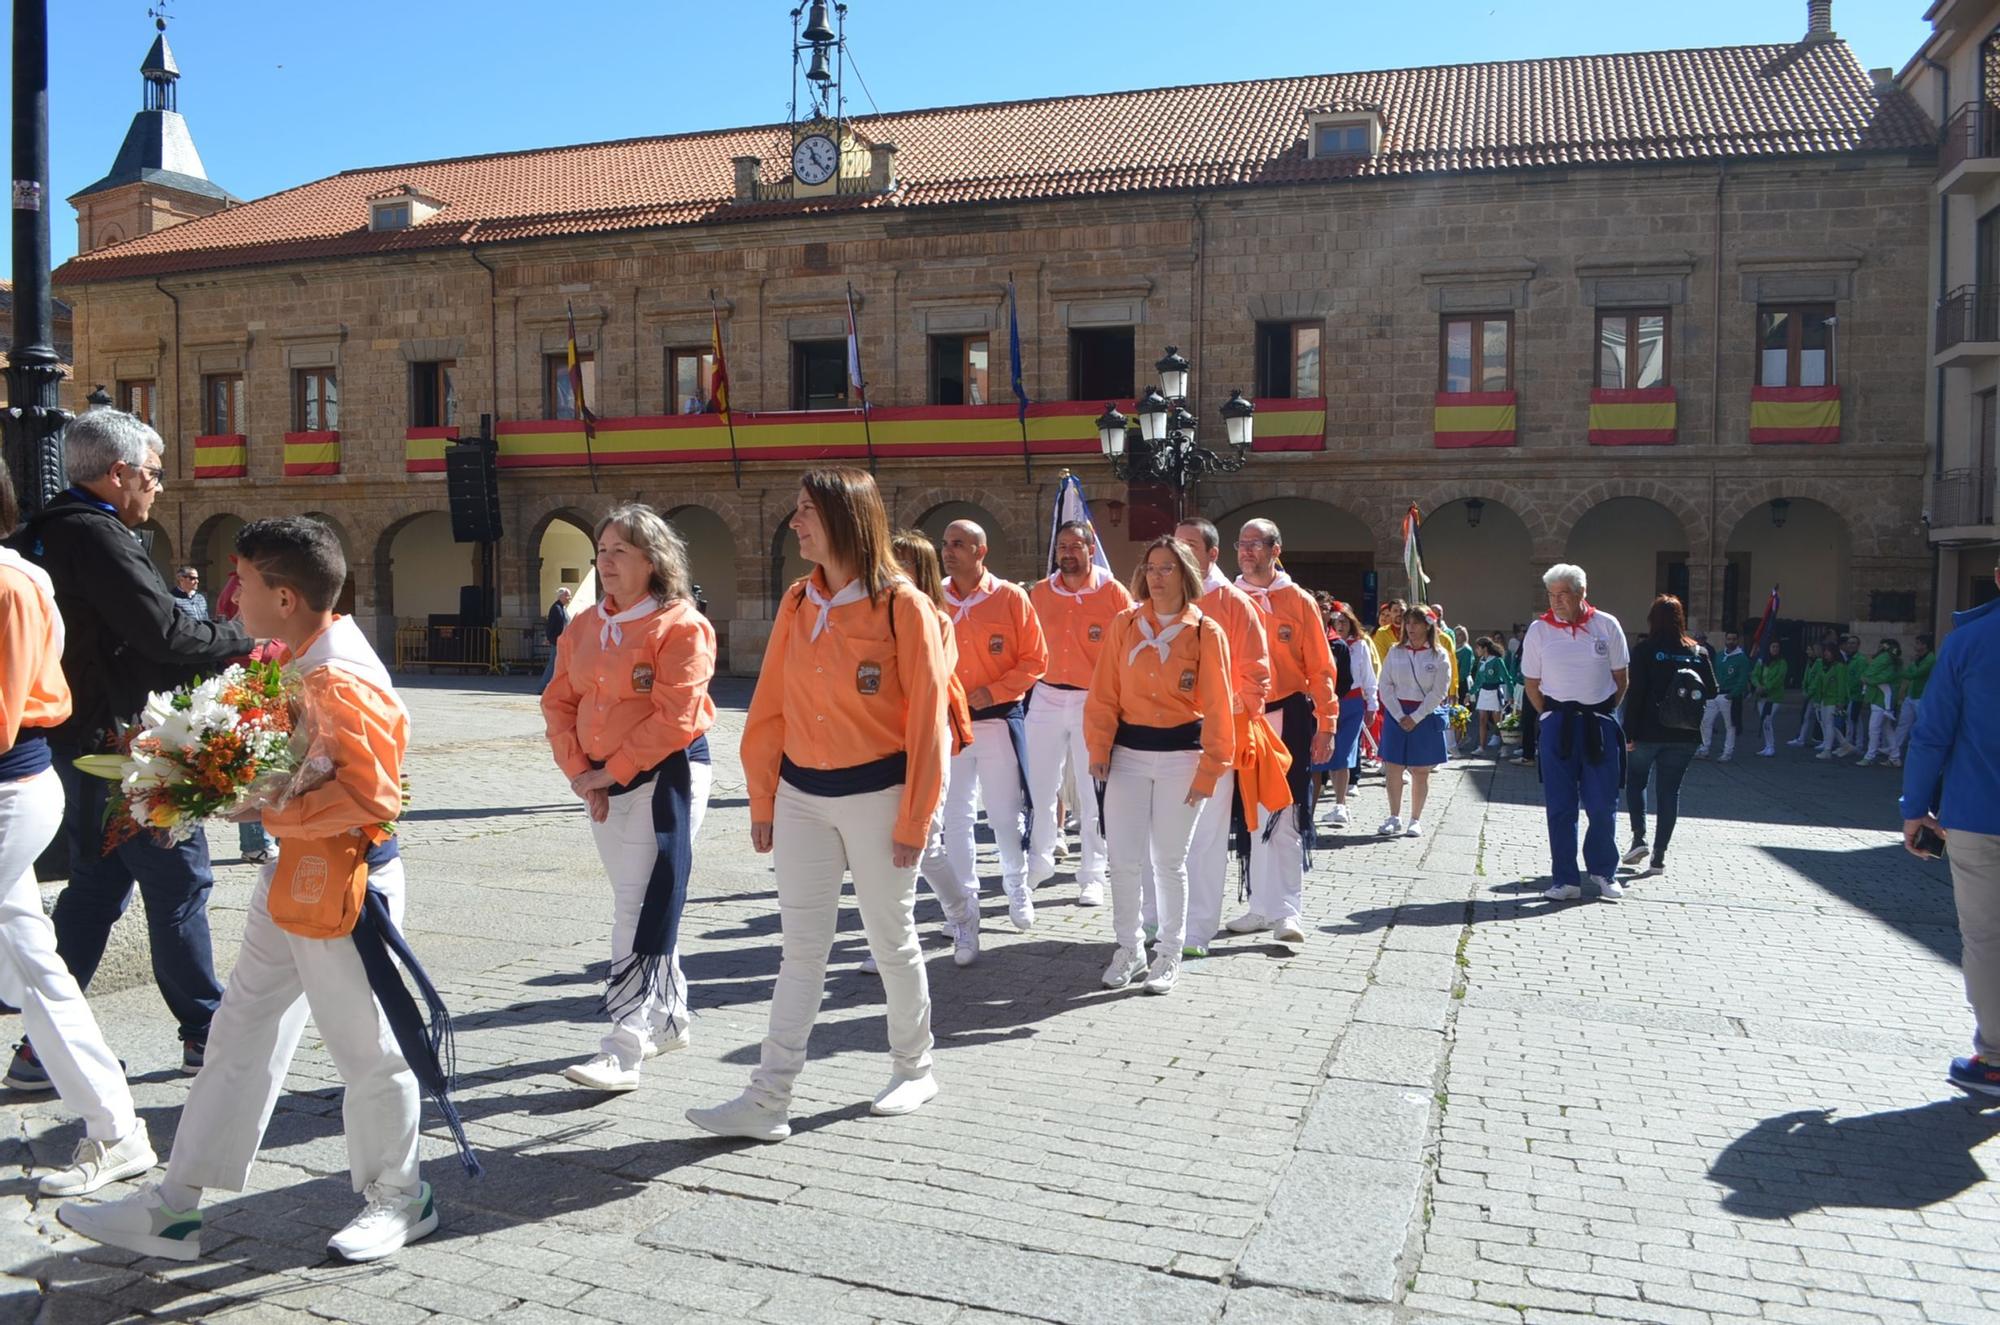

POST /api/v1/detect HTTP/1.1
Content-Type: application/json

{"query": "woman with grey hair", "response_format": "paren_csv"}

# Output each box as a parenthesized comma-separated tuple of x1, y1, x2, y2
(540, 504, 718, 1092)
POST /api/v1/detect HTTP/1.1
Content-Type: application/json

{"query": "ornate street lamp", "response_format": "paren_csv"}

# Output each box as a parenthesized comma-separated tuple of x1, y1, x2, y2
(1770, 497, 1791, 529)
(1097, 345, 1255, 511)
(1464, 497, 1485, 529)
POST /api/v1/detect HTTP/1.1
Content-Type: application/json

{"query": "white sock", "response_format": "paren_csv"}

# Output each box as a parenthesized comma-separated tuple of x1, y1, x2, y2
(158, 1180, 202, 1212)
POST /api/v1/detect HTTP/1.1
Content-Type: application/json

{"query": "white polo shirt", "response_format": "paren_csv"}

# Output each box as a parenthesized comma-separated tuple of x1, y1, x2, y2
(1522, 606, 1629, 705)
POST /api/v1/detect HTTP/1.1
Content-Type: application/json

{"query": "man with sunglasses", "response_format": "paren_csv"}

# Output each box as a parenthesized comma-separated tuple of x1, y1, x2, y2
(3, 411, 248, 1091)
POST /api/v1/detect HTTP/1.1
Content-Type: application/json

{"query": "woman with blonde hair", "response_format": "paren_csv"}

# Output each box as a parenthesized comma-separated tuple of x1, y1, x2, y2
(689, 469, 951, 1141)
(1084, 536, 1233, 996)
(542, 504, 716, 1092)
(1375, 606, 1452, 837)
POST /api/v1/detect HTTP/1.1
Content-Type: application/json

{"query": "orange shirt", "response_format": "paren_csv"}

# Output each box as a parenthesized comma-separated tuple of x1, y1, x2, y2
(742, 571, 952, 849)
(263, 616, 408, 843)
(542, 598, 718, 785)
(1029, 569, 1132, 689)
(944, 571, 1048, 706)
(1197, 570, 1272, 715)
(933, 600, 976, 756)
(1238, 575, 1340, 734)
(0, 560, 71, 751)
(1083, 603, 1236, 796)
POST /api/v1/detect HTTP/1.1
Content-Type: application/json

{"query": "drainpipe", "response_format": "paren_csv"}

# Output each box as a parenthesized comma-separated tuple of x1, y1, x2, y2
(467, 242, 500, 423)
(154, 276, 181, 473)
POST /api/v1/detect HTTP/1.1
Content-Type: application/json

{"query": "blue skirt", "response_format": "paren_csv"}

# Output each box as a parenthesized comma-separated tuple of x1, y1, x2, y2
(1380, 705, 1448, 767)
(1332, 694, 1365, 771)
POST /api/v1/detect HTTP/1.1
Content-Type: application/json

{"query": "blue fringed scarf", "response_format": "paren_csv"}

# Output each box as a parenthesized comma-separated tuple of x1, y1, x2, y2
(599, 737, 700, 1030)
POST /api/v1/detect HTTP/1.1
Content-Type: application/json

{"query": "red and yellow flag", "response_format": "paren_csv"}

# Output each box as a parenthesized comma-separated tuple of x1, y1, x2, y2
(1588, 387, 1677, 446)
(564, 300, 597, 441)
(1433, 391, 1517, 448)
(1749, 386, 1839, 444)
(710, 305, 731, 417)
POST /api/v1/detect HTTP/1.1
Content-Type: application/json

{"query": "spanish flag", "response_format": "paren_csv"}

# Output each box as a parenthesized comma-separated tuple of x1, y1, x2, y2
(1588, 387, 1677, 446)
(1749, 386, 1839, 444)
(1433, 391, 1516, 448)
(709, 304, 730, 417)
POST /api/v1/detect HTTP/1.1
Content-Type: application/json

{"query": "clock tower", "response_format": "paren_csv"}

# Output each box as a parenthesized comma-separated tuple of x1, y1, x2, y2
(774, 2, 882, 201)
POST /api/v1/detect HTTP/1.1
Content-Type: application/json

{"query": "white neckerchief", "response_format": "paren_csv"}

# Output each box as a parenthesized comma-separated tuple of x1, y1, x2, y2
(944, 572, 994, 624)
(598, 595, 663, 650)
(1234, 569, 1295, 615)
(0, 546, 62, 656)
(288, 615, 409, 722)
(1128, 608, 1191, 666)
(1045, 566, 1112, 601)
(1200, 562, 1230, 597)
(802, 577, 870, 641)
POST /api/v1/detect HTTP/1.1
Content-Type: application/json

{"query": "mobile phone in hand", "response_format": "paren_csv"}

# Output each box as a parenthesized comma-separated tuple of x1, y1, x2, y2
(1914, 824, 1946, 859)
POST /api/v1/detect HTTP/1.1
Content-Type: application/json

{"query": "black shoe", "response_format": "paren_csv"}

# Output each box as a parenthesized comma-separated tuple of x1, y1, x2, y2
(4, 1042, 52, 1093)
(181, 1038, 206, 1076)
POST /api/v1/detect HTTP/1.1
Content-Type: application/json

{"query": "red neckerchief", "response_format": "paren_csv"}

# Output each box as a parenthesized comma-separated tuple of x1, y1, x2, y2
(1538, 603, 1597, 637)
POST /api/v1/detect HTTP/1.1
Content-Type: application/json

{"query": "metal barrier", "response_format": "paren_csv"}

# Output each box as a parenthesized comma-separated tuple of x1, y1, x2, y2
(393, 624, 502, 674)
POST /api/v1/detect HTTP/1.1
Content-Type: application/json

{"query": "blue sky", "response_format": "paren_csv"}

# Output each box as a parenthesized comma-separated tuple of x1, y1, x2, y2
(9, 0, 1932, 278)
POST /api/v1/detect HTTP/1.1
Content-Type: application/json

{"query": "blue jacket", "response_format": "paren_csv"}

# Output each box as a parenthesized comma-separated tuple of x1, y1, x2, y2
(1900, 595, 2000, 834)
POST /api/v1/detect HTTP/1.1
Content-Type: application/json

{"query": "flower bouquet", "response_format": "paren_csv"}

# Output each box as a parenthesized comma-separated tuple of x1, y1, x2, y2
(76, 661, 305, 851)
(1445, 702, 1471, 742)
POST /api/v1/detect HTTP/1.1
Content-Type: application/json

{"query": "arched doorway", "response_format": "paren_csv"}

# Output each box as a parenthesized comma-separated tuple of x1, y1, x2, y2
(1211, 497, 1374, 608)
(301, 510, 358, 617)
(1564, 498, 1690, 630)
(190, 514, 244, 602)
(770, 523, 810, 607)
(381, 512, 474, 625)
(667, 505, 738, 627)
(916, 500, 1008, 575)
(1725, 497, 1850, 632)
(134, 518, 175, 584)
(535, 512, 595, 614)
(1421, 498, 1538, 639)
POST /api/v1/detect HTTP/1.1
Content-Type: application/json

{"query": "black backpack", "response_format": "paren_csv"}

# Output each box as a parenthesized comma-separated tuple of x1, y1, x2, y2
(1652, 651, 1710, 731)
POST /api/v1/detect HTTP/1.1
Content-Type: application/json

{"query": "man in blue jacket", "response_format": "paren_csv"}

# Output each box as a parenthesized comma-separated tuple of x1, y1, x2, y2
(1901, 553, 2000, 1098)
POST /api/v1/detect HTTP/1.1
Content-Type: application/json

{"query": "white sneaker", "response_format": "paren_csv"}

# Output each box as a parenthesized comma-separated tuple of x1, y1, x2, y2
(1718, 751, 1734, 763)
(563, 1053, 641, 1092)
(39, 1122, 156, 1198)
(952, 918, 980, 967)
(644, 1023, 693, 1059)
(57, 1182, 201, 1261)
(1592, 874, 1625, 901)
(1815, 749, 1835, 760)
(1404, 819, 1423, 838)
(1224, 911, 1272, 935)
(1757, 747, 1776, 757)
(1101, 946, 1147, 989)
(1621, 842, 1650, 866)
(1693, 748, 1710, 760)
(1004, 882, 1035, 931)
(1888, 757, 1903, 769)
(1142, 953, 1181, 995)
(1273, 919, 1307, 948)
(871, 1073, 939, 1117)
(1377, 816, 1403, 836)
(1856, 755, 1876, 767)
(1076, 880, 1105, 908)
(859, 953, 880, 975)
(686, 1091, 791, 1143)
(1051, 837, 1069, 864)
(1786, 738, 1806, 747)
(328, 1181, 437, 1263)
(1327, 804, 1351, 827)
(1542, 883, 1583, 901)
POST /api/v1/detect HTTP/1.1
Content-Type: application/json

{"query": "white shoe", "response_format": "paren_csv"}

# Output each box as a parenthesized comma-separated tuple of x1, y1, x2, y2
(1718, 751, 1734, 763)
(1327, 804, 1351, 827)
(1815, 749, 1834, 760)
(1273, 919, 1307, 948)
(1693, 748, 1710, 760)
(39, 1122, 156, 1198)
(1142, 953, 1181, 995)
(1888, 757, 1903, 769)
(1543, 883, 1584, 901)
(1592, 875, 1624, 901)
(1786, 738, 1806, 747)
(1224, 911, 1272, 935)
(1404, 819, 1423, 838)
(328, 1181, 437, 1262)
(563, 1053, 641, 1092)
(870, 1073, 939, 1117)
(859, 953, 880, 975)
(1051, 838, 1069, 864)
(1622, 842, 1650, 866)
(686, 1091, 791, 1143)
(58, 1182, 201, 1261)
(644, 1023, 693, 1059)
(951, 918, 980, 967)
(1377, 816, 1403, 836)
(1025, 864, 1056, 889)
(1076, 880, 1105, 908)
(1004, 882, 1035, 931)
(1856, 755, 1876, 767)
(1101, 946, 1147, 989)
(1757, 747, 1775, 757)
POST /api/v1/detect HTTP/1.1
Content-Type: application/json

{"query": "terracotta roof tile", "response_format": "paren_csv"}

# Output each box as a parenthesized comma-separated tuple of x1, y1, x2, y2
(57, 39, 1934, 283)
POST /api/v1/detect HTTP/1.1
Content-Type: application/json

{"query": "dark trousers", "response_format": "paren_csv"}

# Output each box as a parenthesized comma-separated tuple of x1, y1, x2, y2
(1625, 740, 1696, 862)
(1538, 711, 1621, 887)
(50, 746, 223, 1043)
(1520, 701, 1539, 759)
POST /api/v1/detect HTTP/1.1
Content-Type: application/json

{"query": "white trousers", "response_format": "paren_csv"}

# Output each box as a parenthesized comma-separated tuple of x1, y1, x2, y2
(943, 719, 1028, 895)
(1792, 701, 1820, 745)
(1866, 703, 1896, 759)
(1104, 748, 1202, 955)
(1817, 703, 1849, 753)
(1894, 697, 1922, 759)
(1756, 700, 1778, 751)
(588, 760, 712, 1069)
(0, 769, 136, 1142)
(1025, 687, 1103, 887)
(1184, 770, 1237, 947)
(751, 783, 934, 1107)
(167, 859, 418, 1196)
(1248, 802, 1305, 927)
(1699, 695, 1736, 755)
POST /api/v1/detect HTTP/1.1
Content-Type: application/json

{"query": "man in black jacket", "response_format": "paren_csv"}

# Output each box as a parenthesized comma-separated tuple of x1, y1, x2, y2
(4, 410, 248, 1088)
(540, 586, 572, 691)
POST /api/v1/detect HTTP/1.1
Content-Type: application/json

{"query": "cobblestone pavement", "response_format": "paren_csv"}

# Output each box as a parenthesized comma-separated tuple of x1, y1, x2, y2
(3, 680, 1992, 1324)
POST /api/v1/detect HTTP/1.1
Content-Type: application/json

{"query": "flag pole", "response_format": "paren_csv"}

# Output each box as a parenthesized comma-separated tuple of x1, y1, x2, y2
(846, 282, 877, 474)
(565, 299, 600, 494)
(709, 289, 742, 489)
(1011, 273, 1031, 482)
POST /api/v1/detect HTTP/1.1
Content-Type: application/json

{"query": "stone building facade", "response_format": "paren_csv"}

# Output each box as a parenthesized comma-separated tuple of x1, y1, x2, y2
(54, 10, 1937, 671)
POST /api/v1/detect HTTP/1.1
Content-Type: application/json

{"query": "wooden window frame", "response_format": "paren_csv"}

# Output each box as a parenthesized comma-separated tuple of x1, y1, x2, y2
(201, 373, 243, 434)
(545, 351, 595, 421)
(293, 367, 339, 432)
(1438, 313, 1514, 393)
(1595, 308, 1672, 390)
(1755, 304, 1837, 388)
(791, 340, 849, 411)
(118, 378, 156, 427)
(927, 334, 992, 406)
(1067, 326, 1136, 403)
(666, 347, 716, 414)
(1254, 320, 1324, 399)
(409, 360, 456, 428)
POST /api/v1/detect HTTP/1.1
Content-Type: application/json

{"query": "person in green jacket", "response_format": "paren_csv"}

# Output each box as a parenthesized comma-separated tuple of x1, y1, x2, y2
(1890, 632, 1934, 768)
(1698, 630, 1753, 761)
(1789, 649, 1827, 748)
(1471, 636, 1510, 752)
(1751, 638, 1789, 757)
(1816, 638, 1861, 759)
(1857, 638, 1903, 767)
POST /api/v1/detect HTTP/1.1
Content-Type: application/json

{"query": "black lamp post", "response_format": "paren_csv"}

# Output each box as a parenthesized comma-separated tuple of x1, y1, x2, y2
(1095, 346, 1253, 517)
(2, 0, 70, 519)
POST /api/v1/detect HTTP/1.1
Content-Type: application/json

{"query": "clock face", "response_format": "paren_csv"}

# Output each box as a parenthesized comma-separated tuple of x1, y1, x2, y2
(792, 134, 838, 186)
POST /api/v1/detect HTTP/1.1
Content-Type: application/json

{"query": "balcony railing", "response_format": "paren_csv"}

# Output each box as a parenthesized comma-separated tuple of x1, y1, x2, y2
(1939, 101, 2000, 178)
(1933, 467, 1999, 529)
(1937, 284, 2000, 351)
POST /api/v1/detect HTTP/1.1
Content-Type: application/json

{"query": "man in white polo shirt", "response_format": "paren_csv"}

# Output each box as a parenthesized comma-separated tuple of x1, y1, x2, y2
(1521, 563, 1629, 902)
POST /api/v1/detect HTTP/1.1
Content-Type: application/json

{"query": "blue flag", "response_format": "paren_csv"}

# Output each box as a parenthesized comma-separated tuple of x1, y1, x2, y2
(1008, 282, 1029, 424)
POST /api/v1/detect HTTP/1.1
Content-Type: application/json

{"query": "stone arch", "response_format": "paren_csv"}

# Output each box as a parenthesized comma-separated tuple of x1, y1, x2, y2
(134, 518, 175, 582)
(664, 503, 740, 631)
(899, 482, 1032, 573)
(189, 512, 245, 596)
(769, 519, 809, 607)
(1716, 475, 1882, 561)
(1564, 497, 1693, 629)
(1416, 496, 1541, 637)
(1209, 495, 1377, 608)
(1723, 496, 1852, 627)
(300, 509, 359, 616)
(528, 506, 597, 611)
(374, 510, 475, 635)
(1551, 480, 1709, 555)
(913, 499, 1007, 570)
(1412, 478, 1560, 557)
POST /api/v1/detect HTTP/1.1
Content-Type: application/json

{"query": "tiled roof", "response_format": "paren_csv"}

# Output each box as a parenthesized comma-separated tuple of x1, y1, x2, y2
(56, 39, 1934, 283)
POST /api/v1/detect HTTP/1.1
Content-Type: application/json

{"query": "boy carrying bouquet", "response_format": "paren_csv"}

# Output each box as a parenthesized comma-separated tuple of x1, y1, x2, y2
(61, 517, 474, 1263)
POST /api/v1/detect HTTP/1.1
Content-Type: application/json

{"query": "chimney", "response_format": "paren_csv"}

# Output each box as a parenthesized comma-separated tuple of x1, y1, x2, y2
(731, 155, 761, 203)
(868, 142, 899, 193)
(1870, 66, 1896, 96)
(1804, 0, 1834, 43)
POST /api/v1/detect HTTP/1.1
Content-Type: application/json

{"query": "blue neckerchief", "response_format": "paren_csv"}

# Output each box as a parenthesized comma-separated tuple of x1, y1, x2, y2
(64, 486, 117, 515)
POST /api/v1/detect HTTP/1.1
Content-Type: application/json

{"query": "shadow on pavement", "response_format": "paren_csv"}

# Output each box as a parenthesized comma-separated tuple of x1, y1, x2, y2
(1709, 1101, 2000, 1218)
(1759, 842, 1960, 964)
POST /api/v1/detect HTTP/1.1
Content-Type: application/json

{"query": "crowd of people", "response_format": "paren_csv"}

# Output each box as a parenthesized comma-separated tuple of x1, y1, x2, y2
(4, 410, 1996, 1274)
